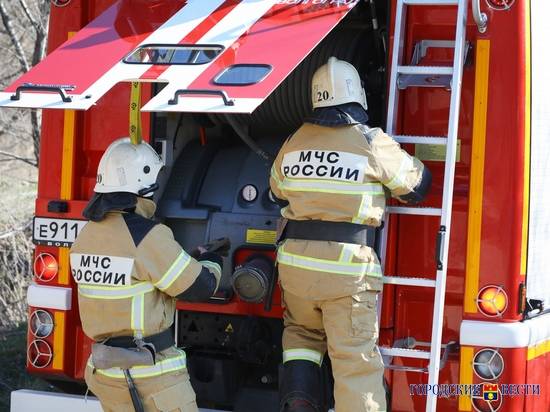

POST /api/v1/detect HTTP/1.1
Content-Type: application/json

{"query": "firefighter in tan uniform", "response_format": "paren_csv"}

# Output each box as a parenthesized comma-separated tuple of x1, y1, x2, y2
(70, 138, 225, 412)
(270, 57, 432, 412)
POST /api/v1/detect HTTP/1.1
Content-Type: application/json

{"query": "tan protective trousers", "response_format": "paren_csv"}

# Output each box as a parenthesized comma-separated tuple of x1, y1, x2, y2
(282, 289, 386, 412)
(85, 365, 198, 412)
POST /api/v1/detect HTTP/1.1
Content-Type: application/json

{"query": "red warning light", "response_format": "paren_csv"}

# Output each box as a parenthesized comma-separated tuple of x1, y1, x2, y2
(33, 253, 58, 282)
(485, 0, 515, 10)
(476, 285, 508, 317)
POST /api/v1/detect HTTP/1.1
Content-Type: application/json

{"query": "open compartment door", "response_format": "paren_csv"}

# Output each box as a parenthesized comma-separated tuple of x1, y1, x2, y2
(0, 0, 231, 110)
(0, 0, 358, 112)
(141, 0, 360, 114)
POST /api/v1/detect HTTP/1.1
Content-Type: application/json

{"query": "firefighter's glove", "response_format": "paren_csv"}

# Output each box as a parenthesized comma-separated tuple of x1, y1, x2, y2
(197, 251, 223, 268)
(191, 237, 231, 258)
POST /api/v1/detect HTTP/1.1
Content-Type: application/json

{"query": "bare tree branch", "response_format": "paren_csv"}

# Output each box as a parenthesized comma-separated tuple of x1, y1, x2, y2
(0, 220, 32, 240)
(30, 109, 40, 160)
(0, 69, 22, 83)
(0, 0, 46, 330)
(18, 0, 45, 37)
(0, 149, 37, 167)
(0, 1, 29, 71)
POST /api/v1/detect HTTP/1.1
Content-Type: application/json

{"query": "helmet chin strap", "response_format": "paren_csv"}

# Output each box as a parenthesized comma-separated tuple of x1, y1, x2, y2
(137, 183, 159, 197)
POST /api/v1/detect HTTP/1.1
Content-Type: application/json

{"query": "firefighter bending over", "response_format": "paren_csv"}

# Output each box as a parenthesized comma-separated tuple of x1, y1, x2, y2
(270, 57, 432, 412)
(70, 138, 225, 412)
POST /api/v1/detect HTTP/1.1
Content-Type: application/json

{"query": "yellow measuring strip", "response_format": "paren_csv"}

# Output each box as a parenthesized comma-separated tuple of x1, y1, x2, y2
(129, 82, 142, 144)
(463, 40, 491, 314)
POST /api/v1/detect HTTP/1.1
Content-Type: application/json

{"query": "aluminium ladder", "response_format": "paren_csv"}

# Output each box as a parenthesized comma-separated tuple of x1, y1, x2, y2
(378, 0, 468, 411)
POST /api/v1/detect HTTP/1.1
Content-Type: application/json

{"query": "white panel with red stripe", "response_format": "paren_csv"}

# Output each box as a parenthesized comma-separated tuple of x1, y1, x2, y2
(0, 0, 358, 113)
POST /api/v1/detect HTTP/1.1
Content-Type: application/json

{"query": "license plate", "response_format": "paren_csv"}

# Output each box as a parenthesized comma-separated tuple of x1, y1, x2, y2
(33, 217, 88, 247)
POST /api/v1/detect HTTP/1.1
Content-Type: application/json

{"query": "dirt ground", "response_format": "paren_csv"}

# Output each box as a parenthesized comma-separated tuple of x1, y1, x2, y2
(0, 325, 54, 412)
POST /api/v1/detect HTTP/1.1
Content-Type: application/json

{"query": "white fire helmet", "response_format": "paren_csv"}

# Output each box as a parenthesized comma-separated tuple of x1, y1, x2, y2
(311, 56, 367, 110)
(94, 137, 164, 196)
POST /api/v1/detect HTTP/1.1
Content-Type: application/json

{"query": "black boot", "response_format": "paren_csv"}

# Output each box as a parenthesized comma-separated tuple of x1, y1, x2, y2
(279, 360, 322, 412)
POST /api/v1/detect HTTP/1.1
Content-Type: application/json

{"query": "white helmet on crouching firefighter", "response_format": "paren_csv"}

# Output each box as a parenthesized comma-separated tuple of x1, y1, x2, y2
(311, 56, 367, 110)
(94, 137, 164, 197)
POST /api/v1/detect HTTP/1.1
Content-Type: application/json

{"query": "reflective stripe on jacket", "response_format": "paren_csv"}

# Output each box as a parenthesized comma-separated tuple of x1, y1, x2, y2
(70, 198, 219, 341)
(270, 124, 424, 226)
(270, 124, 425, 298)
(87, 348, 187, 379)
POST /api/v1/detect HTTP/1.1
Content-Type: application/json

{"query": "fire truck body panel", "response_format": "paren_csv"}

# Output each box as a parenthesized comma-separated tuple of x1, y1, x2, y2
(6, 0, 550, 411)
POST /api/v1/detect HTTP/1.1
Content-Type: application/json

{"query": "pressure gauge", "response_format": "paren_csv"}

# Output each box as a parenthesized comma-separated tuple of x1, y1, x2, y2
(241, 184, 258, 202)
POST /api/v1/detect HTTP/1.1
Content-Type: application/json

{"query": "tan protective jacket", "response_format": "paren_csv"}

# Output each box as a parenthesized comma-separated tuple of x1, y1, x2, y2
(70, 198, 221, 342)
(270, 124, 426, 298)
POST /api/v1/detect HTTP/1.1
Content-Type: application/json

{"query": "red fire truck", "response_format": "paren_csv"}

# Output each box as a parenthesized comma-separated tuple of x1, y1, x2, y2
(2, 0, 549, 411)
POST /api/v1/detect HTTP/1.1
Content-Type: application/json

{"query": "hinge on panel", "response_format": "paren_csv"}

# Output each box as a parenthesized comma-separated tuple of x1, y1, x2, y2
(526, 298, 544, 314)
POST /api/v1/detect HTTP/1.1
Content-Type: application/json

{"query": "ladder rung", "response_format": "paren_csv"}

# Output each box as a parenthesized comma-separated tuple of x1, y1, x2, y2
(386, 206, 442, 216)
(385, 364, 428, 373)
(394, 135, 447, 145)
(397, 66, 453, 89)
(379, 347, 431, 360)
(397, 65, 453, 76)
(383, 276, 436, 287)
(403, 0, 458, 5)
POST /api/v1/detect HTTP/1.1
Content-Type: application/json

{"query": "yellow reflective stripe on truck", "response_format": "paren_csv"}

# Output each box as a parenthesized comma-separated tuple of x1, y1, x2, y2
(464, 39, 491, 314)
(277, 244, 382, 277)
(89, 350, 187, 379)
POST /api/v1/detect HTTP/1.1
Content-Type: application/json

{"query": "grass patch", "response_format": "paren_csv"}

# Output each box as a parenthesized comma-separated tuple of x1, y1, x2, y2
(0, 325, 54, 412)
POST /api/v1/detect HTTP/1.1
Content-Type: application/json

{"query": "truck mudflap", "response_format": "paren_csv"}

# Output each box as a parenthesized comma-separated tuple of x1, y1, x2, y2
(0, 0, 358, 113)
(10, 389, 228, 412)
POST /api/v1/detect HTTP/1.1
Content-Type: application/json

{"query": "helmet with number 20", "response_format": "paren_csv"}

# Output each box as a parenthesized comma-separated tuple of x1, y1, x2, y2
(311, 56, 367, 111)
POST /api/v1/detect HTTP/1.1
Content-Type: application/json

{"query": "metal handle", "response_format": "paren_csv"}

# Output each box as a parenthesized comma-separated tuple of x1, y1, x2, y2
(438, 341, 458, 369)
(435, 226, 445, 270)
(472, 0, 488, 33)
(167, 89, 234, 106)
(10, 84, 73, 102)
